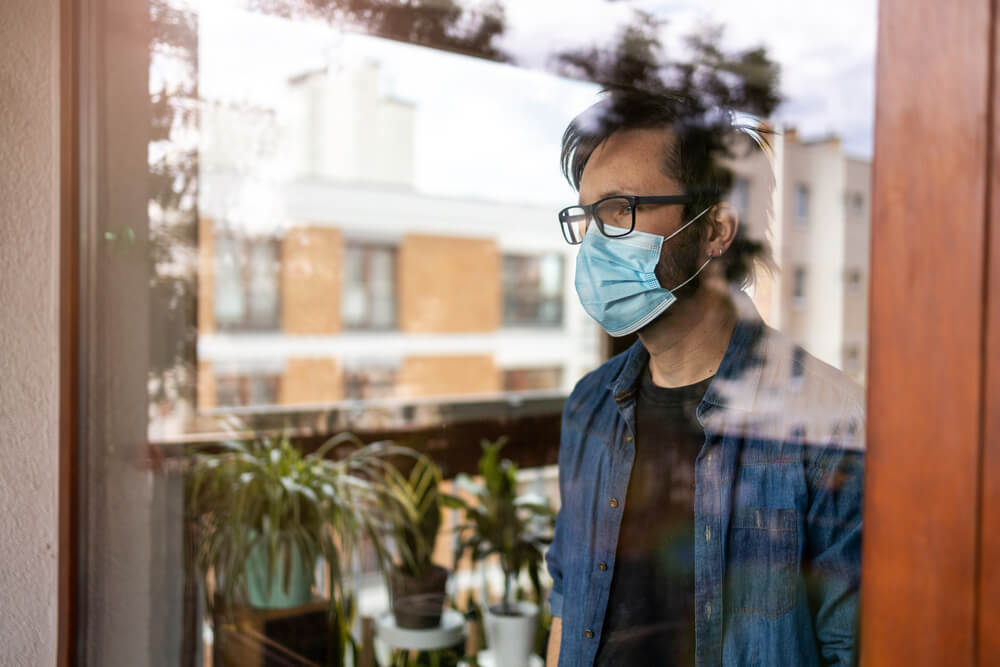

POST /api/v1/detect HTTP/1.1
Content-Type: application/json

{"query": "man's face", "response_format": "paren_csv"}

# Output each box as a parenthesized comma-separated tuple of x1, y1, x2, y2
(577, 127, 706, 291)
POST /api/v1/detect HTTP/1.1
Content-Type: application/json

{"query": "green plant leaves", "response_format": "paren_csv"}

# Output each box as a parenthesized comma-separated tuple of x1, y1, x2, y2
(446, 438, 555, 610)
(187, 430, 421, 624)
(381, 454, 445, 578)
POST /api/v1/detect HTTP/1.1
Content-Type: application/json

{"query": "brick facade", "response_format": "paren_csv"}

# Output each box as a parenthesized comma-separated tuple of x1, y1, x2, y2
(279, 357, 343, 405)
(197, 360, 217, 410)
(282, 225, 343, 334)
(197, 227, 513, 407)
(398, 354, 500, 397)
(398, 234, 500, 333)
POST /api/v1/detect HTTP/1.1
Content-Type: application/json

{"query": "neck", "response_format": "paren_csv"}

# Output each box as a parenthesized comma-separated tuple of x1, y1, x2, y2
(638, 283, 737, 388)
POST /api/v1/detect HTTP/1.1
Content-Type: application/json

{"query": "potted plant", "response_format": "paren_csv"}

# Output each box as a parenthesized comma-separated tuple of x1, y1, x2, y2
(187, 430, 408, 662)
(442, 438, 555, 667)
(383, 454, 451, 629)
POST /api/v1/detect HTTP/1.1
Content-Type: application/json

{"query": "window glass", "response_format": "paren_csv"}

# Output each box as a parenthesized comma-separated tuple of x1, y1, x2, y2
(342, 244, 368, 325)
(83, 0, 878, 664)
(214, 232, 280, 330)
(213, 236, 245, 326)
(248, 240, 280, 326)
(503, 253, 565, 327)
(344, 364, 398, 400)
(795, 183, 811, 221)
(847, 191, 863, 217)
(793, 266, 808, 301)
(343, 242, 397, 330)
(216, 373, 280, 407)
(847, 268, 864, 291)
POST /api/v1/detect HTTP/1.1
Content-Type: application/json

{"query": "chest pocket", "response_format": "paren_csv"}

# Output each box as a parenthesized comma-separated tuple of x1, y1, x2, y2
(726, 507, 798, 619)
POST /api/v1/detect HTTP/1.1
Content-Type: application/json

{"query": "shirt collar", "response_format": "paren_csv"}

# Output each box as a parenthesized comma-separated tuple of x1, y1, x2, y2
(607, 290, 766, 414)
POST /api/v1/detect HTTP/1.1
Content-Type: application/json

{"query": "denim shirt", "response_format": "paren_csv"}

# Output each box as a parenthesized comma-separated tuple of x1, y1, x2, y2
(546, 295, 865, 666)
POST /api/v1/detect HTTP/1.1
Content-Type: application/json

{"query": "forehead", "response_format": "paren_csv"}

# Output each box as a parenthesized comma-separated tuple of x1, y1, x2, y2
(579, 127, 679, 202)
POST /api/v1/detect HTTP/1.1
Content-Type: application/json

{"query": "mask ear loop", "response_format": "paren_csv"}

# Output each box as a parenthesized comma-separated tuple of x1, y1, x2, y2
(663, 205, 715, 292)
(669, 255, 713, 292)
(661, 205, 712, 242)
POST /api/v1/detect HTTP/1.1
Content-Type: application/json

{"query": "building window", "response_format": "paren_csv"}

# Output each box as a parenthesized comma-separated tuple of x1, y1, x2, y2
(214, 233, 281, 331)
(731, 176, 751, 222)
(843, 344, 862, 371)
(503, 254, 564, 327)
(503, 367, 563, 391)
(792, 266, 807, 308)
(215, 374, 280, 407)
(849, 191, 865, 218)
(343, 242, 397, 330)
(846, 268, 864, 292)
(344, 366, 398, 401)
(794, 184, 810, 223)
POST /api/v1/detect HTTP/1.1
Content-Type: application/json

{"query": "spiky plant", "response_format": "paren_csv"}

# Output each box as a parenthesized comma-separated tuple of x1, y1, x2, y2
(383, 454, 444, 578)
(441, 438, 555, 615)
(187, 431, 411, 662)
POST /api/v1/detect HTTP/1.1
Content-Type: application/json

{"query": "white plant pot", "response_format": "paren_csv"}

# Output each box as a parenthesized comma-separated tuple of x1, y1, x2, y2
(483, 600, 539, 667)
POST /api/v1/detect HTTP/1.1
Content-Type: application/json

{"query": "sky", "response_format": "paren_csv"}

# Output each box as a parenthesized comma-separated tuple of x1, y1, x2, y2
(490, 0, 878, 156)
(196, 0, 877, 206)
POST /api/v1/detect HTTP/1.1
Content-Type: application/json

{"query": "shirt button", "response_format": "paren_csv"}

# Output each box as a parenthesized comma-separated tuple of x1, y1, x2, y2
(584, 629, 594, 639)
(608, 497, 619, 508)
(706, 453, 714, 464)
(598, 562, 608, 571)
(705, 525, 712, 542)
(705, 602, 713, 620)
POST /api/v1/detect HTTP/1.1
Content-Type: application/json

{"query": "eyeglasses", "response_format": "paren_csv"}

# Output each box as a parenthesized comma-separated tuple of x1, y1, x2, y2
(558, 194, 694, 245)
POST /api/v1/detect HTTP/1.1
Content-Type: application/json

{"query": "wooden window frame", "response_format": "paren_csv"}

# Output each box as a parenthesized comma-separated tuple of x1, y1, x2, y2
(861, 1, 1000, 664)
(59, 0, 1000, 665)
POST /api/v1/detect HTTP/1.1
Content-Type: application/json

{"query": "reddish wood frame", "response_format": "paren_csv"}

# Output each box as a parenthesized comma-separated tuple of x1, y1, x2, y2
(861, 1, 1000, 665)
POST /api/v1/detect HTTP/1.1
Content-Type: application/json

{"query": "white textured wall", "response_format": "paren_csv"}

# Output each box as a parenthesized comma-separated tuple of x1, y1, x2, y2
(780, 137, 849, 369)
(801, 139, 847, 368)
(0, 0, 61, 665)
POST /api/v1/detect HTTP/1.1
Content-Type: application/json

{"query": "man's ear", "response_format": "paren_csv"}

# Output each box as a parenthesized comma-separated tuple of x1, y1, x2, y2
(708, 202, 739, 253)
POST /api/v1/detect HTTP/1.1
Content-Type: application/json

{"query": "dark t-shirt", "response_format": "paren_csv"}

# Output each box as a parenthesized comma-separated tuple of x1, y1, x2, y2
(593, 365, 713, 667)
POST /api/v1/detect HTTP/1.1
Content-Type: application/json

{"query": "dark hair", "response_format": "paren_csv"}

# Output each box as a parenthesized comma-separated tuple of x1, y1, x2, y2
(560, 87, 775, 287)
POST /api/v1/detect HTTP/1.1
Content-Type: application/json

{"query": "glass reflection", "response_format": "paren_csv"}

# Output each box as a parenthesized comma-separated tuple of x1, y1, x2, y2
(135, 0, 874, 665)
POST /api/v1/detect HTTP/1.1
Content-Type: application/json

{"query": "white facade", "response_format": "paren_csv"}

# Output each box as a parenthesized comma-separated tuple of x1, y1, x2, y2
(739, 130, 872, 383)
(198, 56, 873, 405)
(198, 60, 603, 397)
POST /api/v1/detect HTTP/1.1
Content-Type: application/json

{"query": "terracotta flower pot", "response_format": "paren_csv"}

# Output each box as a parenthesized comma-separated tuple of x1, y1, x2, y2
(387, 564, 449, 629)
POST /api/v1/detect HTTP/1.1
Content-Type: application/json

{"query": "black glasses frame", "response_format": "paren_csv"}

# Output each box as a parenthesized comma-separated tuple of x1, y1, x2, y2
(558, 194, 695, 244)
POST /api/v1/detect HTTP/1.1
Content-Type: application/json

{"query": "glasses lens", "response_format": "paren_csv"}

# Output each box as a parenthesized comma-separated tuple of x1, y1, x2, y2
(559, 206, 589, 244)
(594, 197, 633, 237)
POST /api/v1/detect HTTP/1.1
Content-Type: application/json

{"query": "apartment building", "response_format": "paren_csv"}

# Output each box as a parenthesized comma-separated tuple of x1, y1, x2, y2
(192, 62, 602, 420)
(730, 129, 872, 385)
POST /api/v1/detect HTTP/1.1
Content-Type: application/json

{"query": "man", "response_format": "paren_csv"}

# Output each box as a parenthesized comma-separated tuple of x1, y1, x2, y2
(544, 89, 865, 666)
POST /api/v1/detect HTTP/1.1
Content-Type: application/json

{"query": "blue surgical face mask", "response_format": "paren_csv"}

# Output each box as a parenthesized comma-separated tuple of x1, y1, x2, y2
(574, 207, 713, 337)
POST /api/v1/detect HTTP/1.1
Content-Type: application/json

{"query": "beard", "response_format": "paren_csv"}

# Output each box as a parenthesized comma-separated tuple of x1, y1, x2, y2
(633, 228, 707, 336)
(653, 225, 706, 294)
